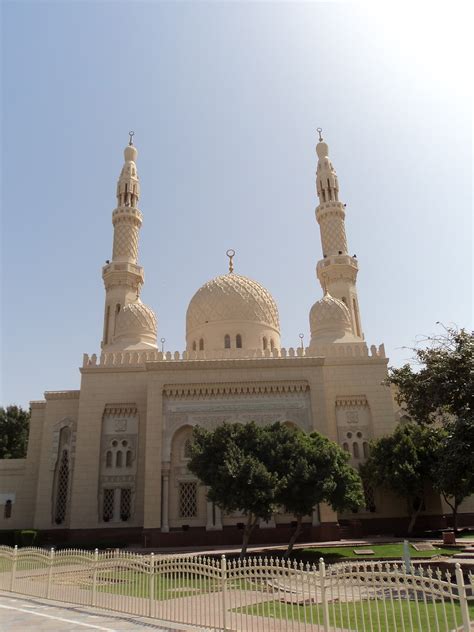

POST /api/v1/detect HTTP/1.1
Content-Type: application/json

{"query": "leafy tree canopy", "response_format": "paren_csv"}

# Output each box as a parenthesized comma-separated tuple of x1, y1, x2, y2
(0, 405, 30, 459)
(189, 421, 363, 556)
(266, 424, 363, 556)
(432, 414, 474, 532)
(363, 422, 443, 533)
(188, 422, 280, 556)
(388, 326, 473, 425)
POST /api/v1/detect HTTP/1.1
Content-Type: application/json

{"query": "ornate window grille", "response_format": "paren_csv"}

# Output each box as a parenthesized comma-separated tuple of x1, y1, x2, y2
(179, 481, 197, 518)
(103, 488, 114, 521)
(363, 480, 376, 513)
(54, 450, 69, 524)
(120, 488, 132, 521)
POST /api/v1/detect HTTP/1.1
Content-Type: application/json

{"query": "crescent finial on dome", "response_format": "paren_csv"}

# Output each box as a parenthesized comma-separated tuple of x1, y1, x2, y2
(226, 249, 235, 274)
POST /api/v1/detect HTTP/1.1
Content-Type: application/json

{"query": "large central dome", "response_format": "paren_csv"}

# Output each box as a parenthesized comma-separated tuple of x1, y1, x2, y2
(186, 273, 280, 357)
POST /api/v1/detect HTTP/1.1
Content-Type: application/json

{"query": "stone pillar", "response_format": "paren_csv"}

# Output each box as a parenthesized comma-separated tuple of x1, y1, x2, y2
(161, 472, 169, 532)
(206, 500, 223, 531)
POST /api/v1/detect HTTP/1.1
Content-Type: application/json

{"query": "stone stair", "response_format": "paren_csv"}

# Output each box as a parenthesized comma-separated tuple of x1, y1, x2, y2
(453, 544, 474, 559)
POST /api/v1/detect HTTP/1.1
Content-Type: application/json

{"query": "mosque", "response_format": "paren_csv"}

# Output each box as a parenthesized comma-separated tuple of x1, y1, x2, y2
(1, 131, 465, 547)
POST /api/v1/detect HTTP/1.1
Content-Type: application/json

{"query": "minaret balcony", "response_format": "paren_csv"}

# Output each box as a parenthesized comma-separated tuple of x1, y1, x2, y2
(102, 261, 144, 289)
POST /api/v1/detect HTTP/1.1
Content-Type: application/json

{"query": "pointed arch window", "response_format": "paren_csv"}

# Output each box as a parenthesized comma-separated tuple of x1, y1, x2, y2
(342, 442, 349, 452)
(363, 442, 369, 458)
(54, 450, 69, 524)
(199, 338, 204, 351)
(270, 339, 275, 351)
(224, 334, 231, 349)
(263, 337, 268, 350)
(192, 341, 197, 351)
(106, 451, 112, 468)
(352, 442, 360, 459)
(236, 334, 242, 349)
(126, 450, 132, 467)
(116, 451, 123, 467)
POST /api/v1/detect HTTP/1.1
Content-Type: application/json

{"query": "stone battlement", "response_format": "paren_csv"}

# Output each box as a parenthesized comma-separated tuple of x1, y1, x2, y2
(82, 342, 386, 368)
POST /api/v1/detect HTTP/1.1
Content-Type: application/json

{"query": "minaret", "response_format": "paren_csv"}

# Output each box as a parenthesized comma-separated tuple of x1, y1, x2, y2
(101, 133, 145, 349)
(314, 129, 363, 338)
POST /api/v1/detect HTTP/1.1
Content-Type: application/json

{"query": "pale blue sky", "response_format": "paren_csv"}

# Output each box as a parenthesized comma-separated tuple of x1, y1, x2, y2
(1, 2, 472, 407)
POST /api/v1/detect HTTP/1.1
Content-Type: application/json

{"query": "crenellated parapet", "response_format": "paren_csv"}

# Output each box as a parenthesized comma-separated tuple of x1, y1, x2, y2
(82, 341, 386, 369)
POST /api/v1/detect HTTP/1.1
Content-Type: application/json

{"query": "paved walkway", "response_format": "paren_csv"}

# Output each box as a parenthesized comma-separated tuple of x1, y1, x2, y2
(0, 593, 214, 632)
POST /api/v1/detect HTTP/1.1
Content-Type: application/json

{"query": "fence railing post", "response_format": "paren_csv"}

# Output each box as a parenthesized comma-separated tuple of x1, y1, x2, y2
(221, 554, 228, 631)
(9, 545, 18, 592)
(91, 548, 99, 606)
(455, 563, 471, 632)
(149, 553, 155, 618)
(319, 557, 330, 632)
(46, 548, 54, 599)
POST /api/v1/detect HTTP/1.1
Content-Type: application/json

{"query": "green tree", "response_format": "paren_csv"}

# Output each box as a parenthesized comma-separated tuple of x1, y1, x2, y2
(363, 423, 442, 534)
(267, 424, 363, 557)
(0, 405, 30, 459)
(188, 422, 280, 558)
(432, 415, 474, 533)
(388, 327, 473, 425)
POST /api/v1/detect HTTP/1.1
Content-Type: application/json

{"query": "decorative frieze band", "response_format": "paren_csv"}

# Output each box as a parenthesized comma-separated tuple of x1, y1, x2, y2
(335, 395, 368, 408)
(163, 381, 310, 399)
(103, 403, 138, 417)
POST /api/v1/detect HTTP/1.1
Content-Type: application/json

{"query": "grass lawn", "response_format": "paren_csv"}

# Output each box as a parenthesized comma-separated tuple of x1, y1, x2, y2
(97, 570, 220, 600)
(292, 543, 458, 564)
(236, 598, 474, 632)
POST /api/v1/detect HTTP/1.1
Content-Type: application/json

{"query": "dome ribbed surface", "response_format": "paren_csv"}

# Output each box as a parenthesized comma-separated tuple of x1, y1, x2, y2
(115, 300, 157, 338)
(186, 273, 280, 333)
(310, 293, 351, 333)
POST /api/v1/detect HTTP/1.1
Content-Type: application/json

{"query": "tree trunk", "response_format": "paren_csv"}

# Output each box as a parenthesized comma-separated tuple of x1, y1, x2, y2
(407, 503, 422, 534)
(240, 514, 258, 559)
(452, 504, 459, 534)
(284, 515, 303, 559)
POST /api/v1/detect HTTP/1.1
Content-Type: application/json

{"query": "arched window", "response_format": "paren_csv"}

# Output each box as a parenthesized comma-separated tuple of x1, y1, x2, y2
(192, 341, 197, 351)
(224, 334, 231, 349)
(342, 442, 349, 452)
(106, 451, 112, 467)
(199, 338, 204, 351)
(4, 500, 12, 519)
(54, 450, 69, 524)
(116, 451, 123, 467)
(126, 450, 132, 467)
(352, 442, 359, 458)
(270, 339, 275, 351)
(236, 334, 242, 348)
(263, 337, 268, 350)
(363, 442, 369, 458)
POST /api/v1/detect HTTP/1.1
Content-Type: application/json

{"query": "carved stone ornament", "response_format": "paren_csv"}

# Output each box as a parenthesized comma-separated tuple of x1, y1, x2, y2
(114, 418, 128, 432)
(346, 410, 359, 424)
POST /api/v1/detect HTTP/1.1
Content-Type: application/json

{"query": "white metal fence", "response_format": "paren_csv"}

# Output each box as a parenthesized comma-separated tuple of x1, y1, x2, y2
(0, 545, 472, 631)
